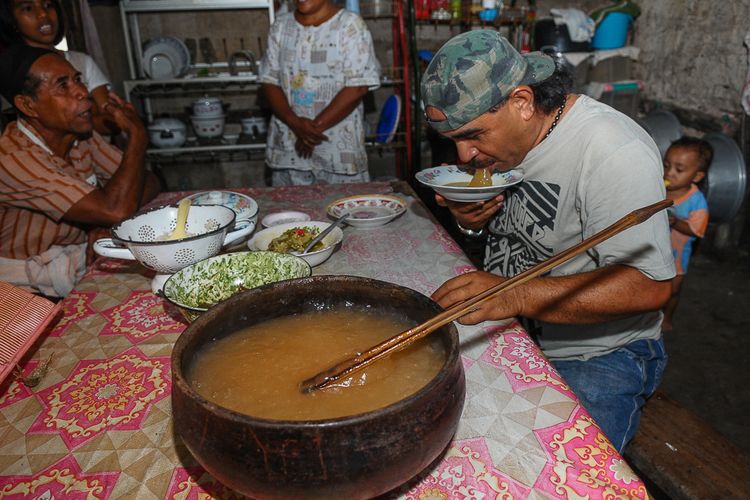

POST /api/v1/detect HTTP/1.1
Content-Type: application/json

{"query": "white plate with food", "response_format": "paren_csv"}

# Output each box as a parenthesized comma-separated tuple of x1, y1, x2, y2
(326, 194, 407, 228)
(185, 190, 259, 225)
(261, 210, 311, 228)
(415, 166, 523, 202)
(247, 221, 343, 267)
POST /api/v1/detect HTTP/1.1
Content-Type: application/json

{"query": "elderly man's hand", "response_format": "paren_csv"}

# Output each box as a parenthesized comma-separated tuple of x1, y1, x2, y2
(435, 193, 504, 230)
(102, 92, 146, 141)
(431, 271, 523, 325)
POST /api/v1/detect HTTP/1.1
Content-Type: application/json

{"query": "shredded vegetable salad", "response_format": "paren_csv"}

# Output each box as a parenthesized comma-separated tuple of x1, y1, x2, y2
(166, 252, 310, 309)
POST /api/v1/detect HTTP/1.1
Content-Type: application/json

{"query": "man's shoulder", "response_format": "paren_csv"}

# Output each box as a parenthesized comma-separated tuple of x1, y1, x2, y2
(0, 122, 27, 156)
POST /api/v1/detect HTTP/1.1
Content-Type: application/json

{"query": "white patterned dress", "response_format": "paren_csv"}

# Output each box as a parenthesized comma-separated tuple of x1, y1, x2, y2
(258, 9, 381, 181)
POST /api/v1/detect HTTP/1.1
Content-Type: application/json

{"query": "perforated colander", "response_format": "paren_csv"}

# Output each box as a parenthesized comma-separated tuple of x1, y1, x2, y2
(93, 204, 255, 274)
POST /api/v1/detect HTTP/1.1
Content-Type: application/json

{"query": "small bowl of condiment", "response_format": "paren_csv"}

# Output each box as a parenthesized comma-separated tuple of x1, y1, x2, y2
(247, 221, 343, 267)
(415, 165, 524, 202)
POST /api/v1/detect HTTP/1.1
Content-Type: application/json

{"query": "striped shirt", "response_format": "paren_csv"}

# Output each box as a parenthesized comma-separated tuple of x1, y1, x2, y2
(0, 120, 121, 259)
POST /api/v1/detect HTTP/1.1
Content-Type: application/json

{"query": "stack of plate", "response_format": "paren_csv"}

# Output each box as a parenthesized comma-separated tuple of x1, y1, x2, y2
(142, 37, 191, 80)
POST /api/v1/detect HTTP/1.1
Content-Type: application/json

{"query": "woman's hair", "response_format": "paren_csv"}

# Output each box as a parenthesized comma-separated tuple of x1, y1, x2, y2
(0, 0, 66, 47)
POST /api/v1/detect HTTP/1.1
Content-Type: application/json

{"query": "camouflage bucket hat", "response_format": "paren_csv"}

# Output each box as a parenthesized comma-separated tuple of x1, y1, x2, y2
(421, 30, 555, 133)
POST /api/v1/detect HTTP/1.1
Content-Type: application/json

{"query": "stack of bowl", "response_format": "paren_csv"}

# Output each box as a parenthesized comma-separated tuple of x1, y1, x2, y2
(191, 96, 225, 140)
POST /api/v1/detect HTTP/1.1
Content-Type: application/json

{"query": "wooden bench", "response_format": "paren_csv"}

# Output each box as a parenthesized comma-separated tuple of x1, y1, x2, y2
(624, 391, 750, 499)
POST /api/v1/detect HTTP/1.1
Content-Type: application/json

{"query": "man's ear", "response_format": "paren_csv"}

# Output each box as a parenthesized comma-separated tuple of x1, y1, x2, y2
(693, 170, 706, 184)
(14, 94, 40, 118)
(509, 86, 535, 121)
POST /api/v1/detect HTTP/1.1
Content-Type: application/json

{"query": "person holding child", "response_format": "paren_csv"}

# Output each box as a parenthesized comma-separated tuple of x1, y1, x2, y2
(661, 137, 712, 331)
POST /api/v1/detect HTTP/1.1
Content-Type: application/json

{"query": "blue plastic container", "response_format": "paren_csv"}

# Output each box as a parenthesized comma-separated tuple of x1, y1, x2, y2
(592, 12, 632, 50)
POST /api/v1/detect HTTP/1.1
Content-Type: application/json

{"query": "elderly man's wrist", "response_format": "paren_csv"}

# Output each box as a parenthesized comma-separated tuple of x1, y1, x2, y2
(455, 220, 485, 238)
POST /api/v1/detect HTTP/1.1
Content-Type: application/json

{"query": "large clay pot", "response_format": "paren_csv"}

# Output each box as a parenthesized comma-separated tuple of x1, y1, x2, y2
(172, 275, 465, 499)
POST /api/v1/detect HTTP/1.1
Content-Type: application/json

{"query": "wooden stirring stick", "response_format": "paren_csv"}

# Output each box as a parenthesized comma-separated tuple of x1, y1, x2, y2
(300, 199, 673, 394)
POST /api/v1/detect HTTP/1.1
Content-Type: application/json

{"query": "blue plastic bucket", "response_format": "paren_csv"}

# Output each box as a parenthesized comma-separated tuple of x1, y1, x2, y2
(592, 12, 632, 50)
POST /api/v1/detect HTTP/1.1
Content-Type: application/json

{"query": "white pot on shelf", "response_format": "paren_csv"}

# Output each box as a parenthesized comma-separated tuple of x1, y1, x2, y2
(147, 117, 187, 148)
(192, 96, 224, 118)
(191, 115, 225, 139)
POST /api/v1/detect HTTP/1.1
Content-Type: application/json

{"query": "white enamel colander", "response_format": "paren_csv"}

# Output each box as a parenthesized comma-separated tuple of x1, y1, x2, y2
(93, 204, 255, 274)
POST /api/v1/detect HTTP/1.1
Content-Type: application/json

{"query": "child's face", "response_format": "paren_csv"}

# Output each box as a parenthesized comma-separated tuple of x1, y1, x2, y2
(12, 0, 59, 48)
(663, 146, 705, 192)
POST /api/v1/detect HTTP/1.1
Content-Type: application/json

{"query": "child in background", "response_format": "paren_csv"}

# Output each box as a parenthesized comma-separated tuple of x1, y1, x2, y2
(0, 0, 114, 134)
(662, 137, 712, 332)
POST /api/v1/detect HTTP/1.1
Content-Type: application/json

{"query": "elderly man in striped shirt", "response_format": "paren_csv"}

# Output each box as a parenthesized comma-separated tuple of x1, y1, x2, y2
(0, 45, 160, 297)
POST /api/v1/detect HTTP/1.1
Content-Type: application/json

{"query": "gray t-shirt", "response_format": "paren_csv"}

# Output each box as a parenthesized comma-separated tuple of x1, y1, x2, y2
(484, 95, 675, 361)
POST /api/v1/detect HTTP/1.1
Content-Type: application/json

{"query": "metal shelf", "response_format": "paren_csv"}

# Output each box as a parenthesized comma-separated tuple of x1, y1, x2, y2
(148, 142, 264, 156)
(121, 0, 271, 13)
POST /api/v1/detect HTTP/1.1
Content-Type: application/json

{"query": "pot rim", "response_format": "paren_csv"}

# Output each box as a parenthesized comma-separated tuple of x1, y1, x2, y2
(172, 275, 462, 429)
(111, 203, 237, 246)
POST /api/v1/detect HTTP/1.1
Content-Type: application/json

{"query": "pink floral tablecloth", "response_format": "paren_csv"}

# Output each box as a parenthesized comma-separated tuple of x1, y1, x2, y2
(0, 182, 647, 499)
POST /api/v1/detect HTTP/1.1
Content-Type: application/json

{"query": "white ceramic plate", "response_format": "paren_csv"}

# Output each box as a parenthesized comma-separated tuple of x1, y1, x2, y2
(185, 191, 259, 225)
(415, 166, 523, 202)
(261, 211, 311, 228)
(142, 37, 190, 79)
(326, 194, 407, 228)
(247, 221, 343, 267)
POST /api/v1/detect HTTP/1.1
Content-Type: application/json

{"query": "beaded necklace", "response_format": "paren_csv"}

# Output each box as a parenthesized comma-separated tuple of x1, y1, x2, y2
(543, 101, 566, 140)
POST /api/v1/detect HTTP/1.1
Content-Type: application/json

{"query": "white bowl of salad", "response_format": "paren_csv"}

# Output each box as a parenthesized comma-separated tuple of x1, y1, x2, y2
(162, 251, 311, 322)
(247, 221, 344, 268)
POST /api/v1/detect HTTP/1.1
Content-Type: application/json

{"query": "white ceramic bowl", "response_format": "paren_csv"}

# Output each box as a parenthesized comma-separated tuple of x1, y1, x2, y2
(261, 210, 311, 228)
(92, 204, 255, 274)
(191, 115, 225, 139)
(163, 251, 311, 322)
(415, 166, 523, 202)
(247, 221, 343, 267)
(326, 194, 407, 228)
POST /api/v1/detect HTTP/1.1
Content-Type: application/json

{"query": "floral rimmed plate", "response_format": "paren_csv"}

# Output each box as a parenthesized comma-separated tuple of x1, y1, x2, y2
(326, 194, 407, 228)
(185, 191, 259, 225)
(415, 166, 523, 203)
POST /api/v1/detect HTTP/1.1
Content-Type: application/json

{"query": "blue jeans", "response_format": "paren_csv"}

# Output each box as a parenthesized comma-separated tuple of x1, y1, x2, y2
(551, 338, 667, 453)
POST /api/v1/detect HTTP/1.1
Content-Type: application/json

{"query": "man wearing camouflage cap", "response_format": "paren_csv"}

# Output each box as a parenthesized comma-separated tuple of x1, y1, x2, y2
(426, 30, 675, 452)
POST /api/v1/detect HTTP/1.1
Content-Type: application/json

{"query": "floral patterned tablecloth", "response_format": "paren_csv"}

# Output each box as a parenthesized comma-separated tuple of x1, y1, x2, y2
(0, 182, 646, 499)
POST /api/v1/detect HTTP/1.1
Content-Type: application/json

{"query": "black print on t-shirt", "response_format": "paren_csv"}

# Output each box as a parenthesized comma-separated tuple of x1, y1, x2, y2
(485, 180, 561, 277)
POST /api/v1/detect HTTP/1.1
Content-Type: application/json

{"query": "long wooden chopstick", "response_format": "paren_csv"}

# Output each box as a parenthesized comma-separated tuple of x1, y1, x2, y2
(300, 199, 673, 394)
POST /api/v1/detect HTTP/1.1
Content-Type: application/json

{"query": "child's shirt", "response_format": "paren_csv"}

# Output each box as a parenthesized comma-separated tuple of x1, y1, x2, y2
(671, 183, 709, 274)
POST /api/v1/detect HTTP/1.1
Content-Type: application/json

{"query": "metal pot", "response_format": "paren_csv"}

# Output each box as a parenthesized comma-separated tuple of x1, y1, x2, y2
(147, 117, 187, 148)
(172, 275, 466, 499)
(702, 132, 747, 223)
(637, 110, 683, 159)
